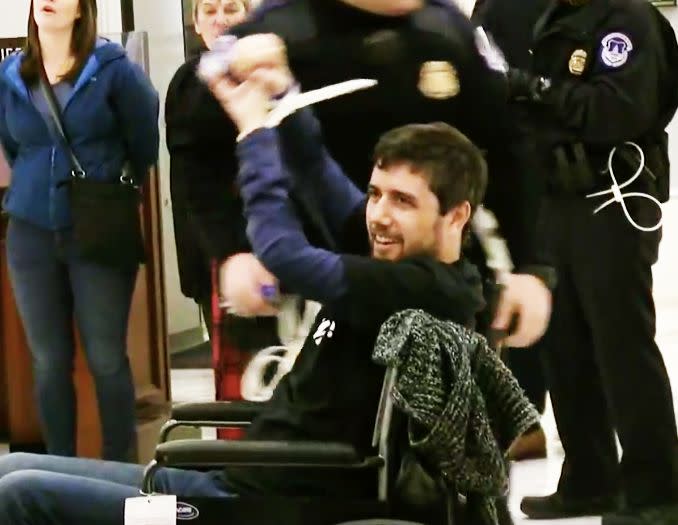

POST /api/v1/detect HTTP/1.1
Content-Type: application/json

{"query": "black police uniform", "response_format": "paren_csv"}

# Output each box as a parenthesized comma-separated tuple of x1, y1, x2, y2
(511, 0, 678, 512)
(473, 0, 552, 71)
(472, 0, 552, 417)
(229, 0, 553, 279)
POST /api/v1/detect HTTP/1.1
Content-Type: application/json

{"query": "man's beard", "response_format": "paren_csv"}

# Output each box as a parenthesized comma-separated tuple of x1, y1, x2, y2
(369, 239, 438, 259)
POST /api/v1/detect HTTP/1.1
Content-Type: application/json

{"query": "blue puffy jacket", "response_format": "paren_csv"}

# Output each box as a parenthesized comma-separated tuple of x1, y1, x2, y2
(0, 38, 159, 230)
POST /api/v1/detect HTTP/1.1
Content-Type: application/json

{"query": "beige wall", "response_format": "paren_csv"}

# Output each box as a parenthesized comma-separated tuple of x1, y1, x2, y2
(0, 1, 30, 39)
(660, 7, 678, 197)
(131, 0, 204, 343)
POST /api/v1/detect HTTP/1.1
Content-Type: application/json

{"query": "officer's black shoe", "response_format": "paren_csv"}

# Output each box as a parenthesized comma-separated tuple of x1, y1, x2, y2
(602, 503, 678, 525)
(520, 491, 619, 519)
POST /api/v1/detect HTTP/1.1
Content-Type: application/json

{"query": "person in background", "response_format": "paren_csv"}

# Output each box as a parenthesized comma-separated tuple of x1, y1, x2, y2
(0, 0, 159, 460)
(166, 0, 279, 364)
(190, 0, 250, 55)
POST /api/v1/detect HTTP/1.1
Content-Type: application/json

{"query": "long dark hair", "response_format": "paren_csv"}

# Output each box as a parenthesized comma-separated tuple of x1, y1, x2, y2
(20, 0, 98, 84)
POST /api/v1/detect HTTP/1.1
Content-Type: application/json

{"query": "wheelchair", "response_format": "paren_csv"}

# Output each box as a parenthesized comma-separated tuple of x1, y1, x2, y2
(142, 368, 467, 525)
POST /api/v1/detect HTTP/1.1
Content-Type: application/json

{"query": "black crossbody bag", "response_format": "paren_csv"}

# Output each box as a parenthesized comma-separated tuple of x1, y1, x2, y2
(39, 72, 145, 268)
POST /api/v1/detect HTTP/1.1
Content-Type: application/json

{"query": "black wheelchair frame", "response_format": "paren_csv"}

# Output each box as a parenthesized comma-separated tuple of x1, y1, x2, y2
(140, 369, 461, 525)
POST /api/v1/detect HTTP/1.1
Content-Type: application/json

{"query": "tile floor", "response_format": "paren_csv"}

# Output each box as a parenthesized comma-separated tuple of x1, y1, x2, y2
(161, 200, 678, 522)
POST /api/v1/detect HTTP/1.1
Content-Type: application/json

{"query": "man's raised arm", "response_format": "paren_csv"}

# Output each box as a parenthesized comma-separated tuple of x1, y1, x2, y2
(208, 67, 350, 304)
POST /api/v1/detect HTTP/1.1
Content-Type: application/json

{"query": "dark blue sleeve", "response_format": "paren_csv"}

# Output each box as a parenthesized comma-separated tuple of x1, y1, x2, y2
(110, 58, 160, 180)
(0, 91, 18, 166)
(236, 127, 348, 303)
(278, 108, 365, 239)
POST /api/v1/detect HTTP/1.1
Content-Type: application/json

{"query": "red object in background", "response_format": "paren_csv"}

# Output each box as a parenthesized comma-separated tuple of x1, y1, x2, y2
(0, 147, 10, 189)
(211, 261, 246, 440)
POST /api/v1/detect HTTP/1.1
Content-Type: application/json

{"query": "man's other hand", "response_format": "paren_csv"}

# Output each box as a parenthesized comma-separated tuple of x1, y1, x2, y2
(492, 273, 552, 348)
(220, 253, 279, 317)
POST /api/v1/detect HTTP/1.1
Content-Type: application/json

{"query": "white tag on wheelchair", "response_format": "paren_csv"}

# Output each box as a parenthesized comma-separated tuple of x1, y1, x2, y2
(125, 495, 176, 525)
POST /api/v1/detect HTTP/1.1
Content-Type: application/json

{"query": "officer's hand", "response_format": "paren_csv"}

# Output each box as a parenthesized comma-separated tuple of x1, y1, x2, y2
(492, 273, 552, 348)
(250, 66, 295, 99)
(507, 68, 549, 102)
(229, 34, 289, 84)
(506, 68, 533, 100)
(209, 70, 273, 136)
(220, 253, 279, 317)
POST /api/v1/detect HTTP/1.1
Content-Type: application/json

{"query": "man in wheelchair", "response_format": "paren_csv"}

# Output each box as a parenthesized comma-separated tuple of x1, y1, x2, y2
(0, 44, 494, 525)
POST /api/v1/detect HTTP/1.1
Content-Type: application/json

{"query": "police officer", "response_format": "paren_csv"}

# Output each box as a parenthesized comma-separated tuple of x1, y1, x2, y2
(224, 0, 554, 352)
(472, 0, 553, 462)
(506, 1, 678, 523)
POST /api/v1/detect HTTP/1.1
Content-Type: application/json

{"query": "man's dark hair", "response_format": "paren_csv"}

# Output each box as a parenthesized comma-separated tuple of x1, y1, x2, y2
(373, 122, 487, 215)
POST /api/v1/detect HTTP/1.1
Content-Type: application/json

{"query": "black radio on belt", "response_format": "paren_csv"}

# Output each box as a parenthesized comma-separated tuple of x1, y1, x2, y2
(551, 142, 597, 194)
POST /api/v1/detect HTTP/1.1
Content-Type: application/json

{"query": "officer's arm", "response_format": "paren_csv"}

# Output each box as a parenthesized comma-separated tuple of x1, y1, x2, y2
(277, 108, 366, 239)
(455, 15, 553, 276)
(511, 14, 658, 144)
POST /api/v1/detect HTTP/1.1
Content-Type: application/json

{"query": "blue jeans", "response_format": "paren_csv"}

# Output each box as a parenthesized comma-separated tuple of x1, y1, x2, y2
(0, 453, 231, 525)
(5, 218, 138, 460)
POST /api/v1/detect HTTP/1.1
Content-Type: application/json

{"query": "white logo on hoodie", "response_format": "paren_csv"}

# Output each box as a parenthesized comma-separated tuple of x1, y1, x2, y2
(313, 318, 336, 346)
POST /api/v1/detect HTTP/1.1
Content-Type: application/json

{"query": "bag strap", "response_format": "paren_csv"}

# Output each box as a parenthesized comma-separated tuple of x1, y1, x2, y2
(38, 67, 85, 177)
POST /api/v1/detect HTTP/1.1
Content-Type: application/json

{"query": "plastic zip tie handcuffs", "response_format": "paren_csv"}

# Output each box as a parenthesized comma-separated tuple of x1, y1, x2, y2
(586, 142, 663, 232)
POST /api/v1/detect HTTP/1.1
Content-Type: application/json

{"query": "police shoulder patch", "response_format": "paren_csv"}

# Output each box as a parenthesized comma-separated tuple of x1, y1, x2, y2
(600, 32, 634, 68)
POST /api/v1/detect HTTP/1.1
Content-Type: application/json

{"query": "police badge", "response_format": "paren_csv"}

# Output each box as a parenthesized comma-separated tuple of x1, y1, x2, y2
(568, 49, 587, 76)
(418, 61, 460, 99)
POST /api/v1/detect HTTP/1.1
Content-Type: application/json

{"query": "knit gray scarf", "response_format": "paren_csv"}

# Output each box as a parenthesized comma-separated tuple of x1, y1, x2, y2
(373, 309, 541, 525)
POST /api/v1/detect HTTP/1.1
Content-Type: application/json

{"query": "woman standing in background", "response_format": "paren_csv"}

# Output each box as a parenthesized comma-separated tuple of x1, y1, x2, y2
(0, 0, 159, 460)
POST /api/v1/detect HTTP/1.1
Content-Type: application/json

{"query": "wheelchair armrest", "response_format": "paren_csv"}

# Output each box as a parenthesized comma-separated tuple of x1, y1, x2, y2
(171, 401, 266, 423)
(154, 439, 373, 468)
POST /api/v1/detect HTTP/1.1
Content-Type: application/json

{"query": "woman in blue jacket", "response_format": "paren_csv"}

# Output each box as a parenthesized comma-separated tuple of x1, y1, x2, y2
(0, 0, 159, 460)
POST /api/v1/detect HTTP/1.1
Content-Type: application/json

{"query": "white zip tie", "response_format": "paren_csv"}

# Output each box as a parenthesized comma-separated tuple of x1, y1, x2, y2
(586, 142, 663, 232)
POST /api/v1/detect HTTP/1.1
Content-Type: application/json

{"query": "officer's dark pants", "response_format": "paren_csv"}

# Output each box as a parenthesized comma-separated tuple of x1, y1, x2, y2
(540, 193, 678, 508)
(506, 346, 547, 414)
